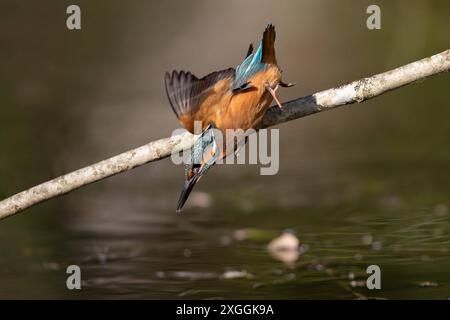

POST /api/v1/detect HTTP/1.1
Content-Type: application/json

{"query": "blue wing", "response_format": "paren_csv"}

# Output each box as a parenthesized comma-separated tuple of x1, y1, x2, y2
(231, 41, 267, 93)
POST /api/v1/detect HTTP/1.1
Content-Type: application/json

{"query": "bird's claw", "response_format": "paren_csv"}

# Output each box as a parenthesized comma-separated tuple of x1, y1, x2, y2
(265, 82, 283, 109)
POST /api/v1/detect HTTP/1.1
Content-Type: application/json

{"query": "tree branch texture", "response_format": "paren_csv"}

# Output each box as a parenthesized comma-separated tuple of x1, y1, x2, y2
(0, 49, 448, 220)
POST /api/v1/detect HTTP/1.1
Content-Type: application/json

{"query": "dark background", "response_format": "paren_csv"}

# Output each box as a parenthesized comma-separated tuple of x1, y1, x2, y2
(0, 0, 449, 299)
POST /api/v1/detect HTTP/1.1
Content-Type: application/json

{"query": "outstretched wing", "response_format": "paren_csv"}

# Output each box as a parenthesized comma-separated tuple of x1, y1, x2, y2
(165, 69, 235, 122)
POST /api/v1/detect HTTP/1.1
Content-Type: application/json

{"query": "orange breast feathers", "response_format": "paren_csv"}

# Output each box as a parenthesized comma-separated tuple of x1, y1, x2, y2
(225, 66, 281, 130)
(191, 66, 281, 133)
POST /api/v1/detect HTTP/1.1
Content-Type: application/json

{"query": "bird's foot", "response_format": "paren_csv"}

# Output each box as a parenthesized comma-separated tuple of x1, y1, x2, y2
(265, 82, 283, 109)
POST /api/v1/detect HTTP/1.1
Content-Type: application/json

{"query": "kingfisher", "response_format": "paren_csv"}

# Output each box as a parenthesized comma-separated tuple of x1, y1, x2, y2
(165, 24, 294, 211)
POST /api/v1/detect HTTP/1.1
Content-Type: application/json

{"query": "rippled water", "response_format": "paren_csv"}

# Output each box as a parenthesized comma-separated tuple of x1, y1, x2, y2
(1, 193, 450, 299)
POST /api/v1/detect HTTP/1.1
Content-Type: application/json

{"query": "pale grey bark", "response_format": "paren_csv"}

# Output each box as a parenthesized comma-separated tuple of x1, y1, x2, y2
(261, 49, 449, 128)
(0, 49, 449, 220)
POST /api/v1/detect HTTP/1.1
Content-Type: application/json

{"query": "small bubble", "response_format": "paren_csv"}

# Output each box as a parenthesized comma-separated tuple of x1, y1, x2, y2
(97, 253, 108, 264)
(183, 248, 192, 258)
(220, 235, 232, 246)
(187, 192, 212, 208)
(362, 234, 373, 245)
(433, 228, 444, 237)
(221, 270, 253, 280)
(315, 264, 324, 271)
(299, 244, 309, 254)
(372, 241, 382, 251)
(434, 204, 448, 216)
(233, 229, 248, 241)
(42, 262, 60, 271)
(285, 273, 296, 281)
(419, 281, 438, 287)
(350, 280, 366, 288)
(252, 282, 265, 289)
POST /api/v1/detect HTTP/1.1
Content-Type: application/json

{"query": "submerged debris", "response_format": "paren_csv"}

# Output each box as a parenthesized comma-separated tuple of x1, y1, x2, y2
(418, 281, 439, 288)
(268, 232, 299, 252)
(221, 270, 253, 280)
(156, 271, 218, 280)
(267, 232, 300, 266)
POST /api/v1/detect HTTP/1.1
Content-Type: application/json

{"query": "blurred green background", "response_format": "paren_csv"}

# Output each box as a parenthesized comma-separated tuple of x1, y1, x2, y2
(0, 0, 449, 299)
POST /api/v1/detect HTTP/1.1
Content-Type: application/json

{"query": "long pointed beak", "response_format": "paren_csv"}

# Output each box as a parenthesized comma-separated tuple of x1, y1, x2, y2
(280, 80, 296, 88)
(176, 177, 199, 212)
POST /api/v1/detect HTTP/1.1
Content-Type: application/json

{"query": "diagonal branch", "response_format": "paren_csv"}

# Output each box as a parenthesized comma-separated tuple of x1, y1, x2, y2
(0, 49, 448, 220)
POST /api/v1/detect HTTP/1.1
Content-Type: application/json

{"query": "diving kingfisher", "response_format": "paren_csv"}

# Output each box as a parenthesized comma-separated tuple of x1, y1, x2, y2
(165, 25, 295, 211)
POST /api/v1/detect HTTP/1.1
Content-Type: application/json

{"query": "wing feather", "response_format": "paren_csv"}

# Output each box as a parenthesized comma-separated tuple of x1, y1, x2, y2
(165, 68, 235, 120)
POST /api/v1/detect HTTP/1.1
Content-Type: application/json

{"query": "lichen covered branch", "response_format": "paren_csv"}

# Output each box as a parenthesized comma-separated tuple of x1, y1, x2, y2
(0, 49, 448, 220)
